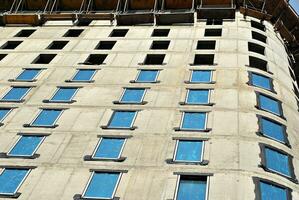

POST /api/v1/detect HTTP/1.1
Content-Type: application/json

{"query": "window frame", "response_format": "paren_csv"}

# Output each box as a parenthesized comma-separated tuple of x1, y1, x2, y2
(173, 139, 205, 163)
(118, 88, 147, 104)
(0, 86, 31, 102)
(188, 69, 214, 84)
(134, 69, 160, 83)
(248, 71, 275, 92)
(179, 111, 208, 131)
(13, 68, 43, 82)
(47, 87, 79, 103)
(69, 69, 97, 83)
(184, 89, 211, 105)
(105, 110, 138, 130)
(256, 92, 284, 118)
(27, 109, 64, 128)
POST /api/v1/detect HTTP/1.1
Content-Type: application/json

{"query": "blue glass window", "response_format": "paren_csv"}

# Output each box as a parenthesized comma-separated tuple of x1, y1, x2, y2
(93, 138, 125, 159)
(251, 73, 272, 90)
(0, 108, 11, 122)
(190, 70, 212, 83)
(186, 89, 210, 104)
(72, 69, 96, 82)
(265, 147, 291, 177)
(16, 69, 41, 81)
(174, 140, 203, 162)
(31, 109, 62, 127)
(1, 87, 30, 101)
(120, 88, 145, 103)
(83, 172, 120, 199)
(50, 87, 78, 102)
(260, 117, 286, 143)
(108, 111, 137, 129)
(176, 176, 207, 200)
(0, 168, 30, 195)
(258, 94, 282, 116)
(8, 135, 45, 157)
(181, 112, 207, 130)
(260, 181, 288, 200)
(136, 70, 159, 82)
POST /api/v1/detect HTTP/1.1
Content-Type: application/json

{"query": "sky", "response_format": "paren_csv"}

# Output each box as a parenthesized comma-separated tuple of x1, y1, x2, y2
(290, 0, 299, 14)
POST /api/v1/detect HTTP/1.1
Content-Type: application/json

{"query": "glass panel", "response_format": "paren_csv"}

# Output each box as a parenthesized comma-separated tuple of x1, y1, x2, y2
(32, 110, 62, 126)
(182, 112, 206, 130)
(83, 172, 120, 199)
(261, 118, 285, 143)
(51, 88, 77, 102)
(8, 136, 44, 156)
(16, 69, 40, 81)
(177, 176, 207, 200)
(94, 138, 125, 159)
(0, 169, 29, 195)
(259, 95, 281, 115)
(265, 147, 290, 176)
(186, 89, 209, 104)
(72, 70, 95, 81)
(191, 70, 212, 83)
(175, 140, 203, 162)
(108, 111, 136, 128)
(251, 73, 271, 90)
(121, 89, 145, 103)
(0, 109, 11, 121)
(260, 181, 287, 200)
(2, 87, 30, 101)
(136, 70, 158, 82)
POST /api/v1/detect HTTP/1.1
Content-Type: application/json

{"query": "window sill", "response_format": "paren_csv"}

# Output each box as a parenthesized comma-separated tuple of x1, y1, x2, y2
(166, 159, 209, 165)
(246, 82, 276, 94)
(245, 65, 273, 74)
(138, 63, 166, 66)
(255, 105, 286, 120)
(179, 102, 215, 106)
(43, 99, 76, 104)
(173, 127, 212, 132)
(101, 125, 137, 130)
(256, 131, 291, 148)
(184, 80, 216, 84)
(0, 152, 40, 159)
(83, 155, 126, 162)
(129, 80, 160, 84)
(189, 63, 217, 66)
(0, 99, 25, 103)
(73, 194, 120, 200)
(259, 164, 298, 183)
(78, 62, 106, 66)
(23, 124, 58, 128)
(113, 101, 147, 105)
(0, 193, 21, 198)
(65, 80, 95, 83)
(8, 79, 37, 82)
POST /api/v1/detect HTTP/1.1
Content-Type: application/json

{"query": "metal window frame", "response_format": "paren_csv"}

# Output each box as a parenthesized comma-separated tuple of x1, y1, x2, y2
(248, 71, 275, 92)
(185, 89, 211, 105)
(180, 112, 208, 131)
(173, 139, 204, 163)
(256, 92, 284, 118)
(15, 68, 43, 81)
(119, 88, 147, 104)
(70, 69, 97, 82)
(135, 69, 160, 83)
(30, 109, 63, 127)
(0, 108, 12, 123)
(107, 110, 138, 129)
(189, 70, 213, 83)
(1, 86, 31, 102)
(49, 87, 79, 103)
(82, 171, 122, 199)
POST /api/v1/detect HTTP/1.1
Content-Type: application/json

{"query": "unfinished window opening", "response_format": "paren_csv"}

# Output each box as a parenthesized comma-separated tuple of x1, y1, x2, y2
(252, 31, 267, 43)
(144, 54, 165, 65)
(206, 19, 223, 25)
(1, 41, 22, 50)
(75, 20, 92, 26)
(95, 41, 116, 50)
(194, 54, 214, 65)
(248, 42, 265, 55)
(251, 20, 265, 32)
(197, 41, 216, 50)
(0, 54, 7, 61)
(47, 41, 69, 50)
(249, 56, 268, 71)
(15, 29, 36, 37)
(84, 54, 107, 65)
(204, 29, 222, 37)
(63, 29, 84, 37)
(150, 41, 170, 50)
(109, 29, 128, 37)
(151, 29, 170, 37)
(32, 54, 56, 64)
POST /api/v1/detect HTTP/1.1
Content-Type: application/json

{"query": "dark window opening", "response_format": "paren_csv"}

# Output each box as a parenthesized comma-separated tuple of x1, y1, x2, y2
(109, 29, 128, 37)
(15, 29, 36, 37)
(204, 29, 222, 37)
(194, 54, 214, 65)
(32, 54, 56, 64)
(252, 31, 267, 43)
(150, 41, 170, 50)
(0, 54, 7, 61)
(249, 56, 267, 71)
(63, 29, 84, 37)
(1, 41, 22, 49)
(84, 54, 107, 65)
(152, 29, 170, 37)
(144, 54, 165, 65)
(75, 20, 92, 26)
(251, 20, 265, 32)
(197, 41, 216, 50)
(95, 41, 116, 50)
(248, 42, 265, 55)
(206, 19, 223, 25)
(47, 41, 69, 50)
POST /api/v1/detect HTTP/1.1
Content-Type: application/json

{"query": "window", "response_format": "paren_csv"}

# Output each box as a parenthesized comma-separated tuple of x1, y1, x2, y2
(185, 89, 210, 105)
(190, 70, 212, 83)
(95, 41, 116, 50)
(259, 117, 287, 144)
(263, 146, 291, 177)
(49, 87, 78, 102)
(249, 56, 268, 71)
(15, 29, 36, 37)
(0, 108, 12, 122)
(143, 54, 165, 65)
(92, 138, 125, 159)
(196, 41, 216, 50)
(135, 70, 159, 83)
(71, 69, 96, 82)
(175, 175, 207, 200)
(8, 135, 45, 157)
(152, 29, 170, 37)
(252, 31, 267, 43)
(206, 19, 223, 25)
(30, 109, 62, 127)
(0, 168, 30, 196)
(1, 87, 30, 102)
(257, 94, 282, 116)
(251, 20, 265, 31)
(16, 69, 41, 81)
(180, 112, 207, 131)
(84, 54, 107, 65)
(248, 42, 265, 55)
(204, 29, 222, 37)
(107, 111, 137, 129)
(120, 88, 146, 103)
(250, 72, 273, 91)
(109, 29, 128, 37)
(150, 41, 170, 50)
(82, 172, 121, 199)
(1, 41, 22, 49)
(259, 181, 289, 200)
(63, 29, 84, 37)
(47, 41, 68, 50)
(193, 54, 214, 65)
(32, 54, 56, 64)
(174, 140, 203, 162)
(0, 54, 7, 61)
(75, 20, 92, 26)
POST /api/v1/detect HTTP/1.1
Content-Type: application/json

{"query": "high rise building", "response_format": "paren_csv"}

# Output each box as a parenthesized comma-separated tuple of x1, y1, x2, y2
(0, 0, 298, 199)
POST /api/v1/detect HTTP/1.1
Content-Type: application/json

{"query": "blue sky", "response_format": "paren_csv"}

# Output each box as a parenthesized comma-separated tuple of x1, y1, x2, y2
(290, 0, 299, 14)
